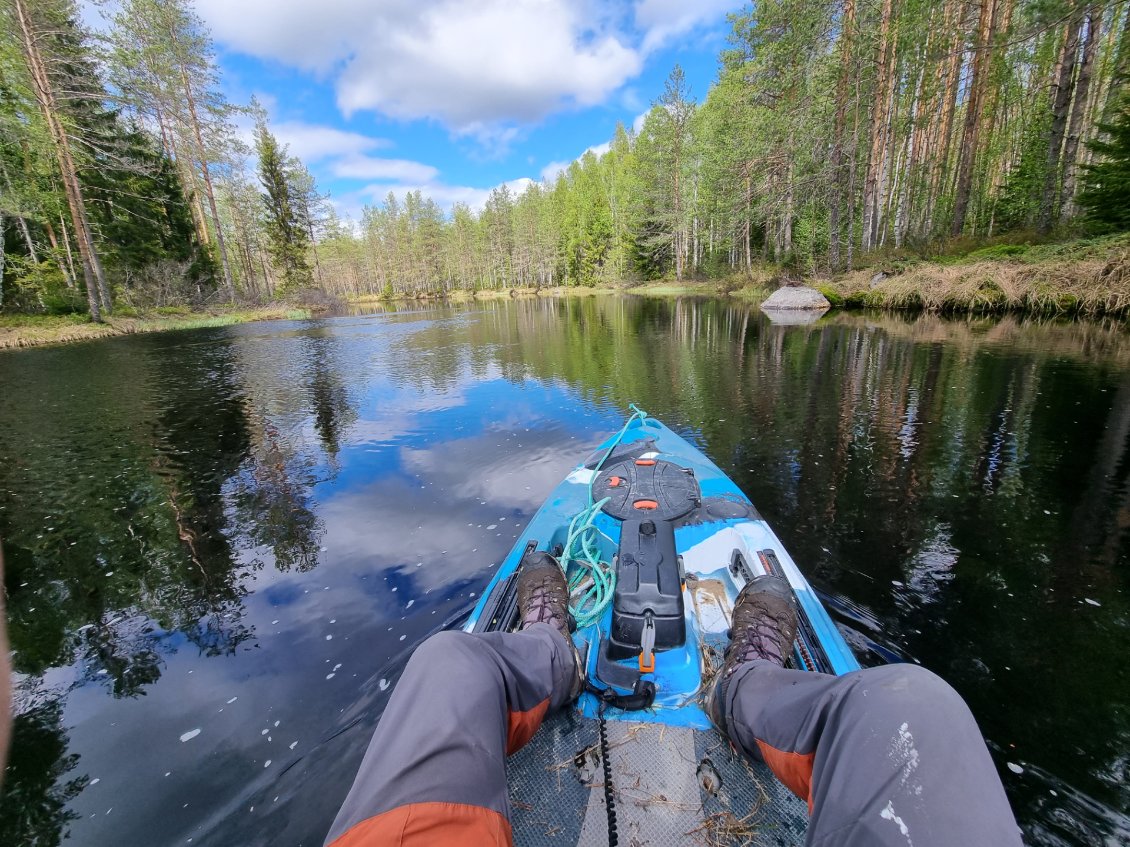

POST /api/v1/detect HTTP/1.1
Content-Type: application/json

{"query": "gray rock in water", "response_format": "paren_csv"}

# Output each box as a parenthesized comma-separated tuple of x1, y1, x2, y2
(764, 309, 825, 326)
(761, 286, 831, 311)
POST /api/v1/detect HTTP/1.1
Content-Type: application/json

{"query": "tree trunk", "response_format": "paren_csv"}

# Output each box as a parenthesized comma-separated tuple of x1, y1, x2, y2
(0, 161, 38, 264)
(829, 0, 856, 271)
(43, 218, 73, 287)
(862, 0, 896, 251)
(1039, 10, 1085, 232)
(13, 0, 102, 321)
(1099, 5, 1130, 124)
(1060, 5, 1101, 219)
(177, 62, 235, 301)
(925, 0, 968, 236)
(59, 215, 77, 287)
(952, 0, 1000, 236)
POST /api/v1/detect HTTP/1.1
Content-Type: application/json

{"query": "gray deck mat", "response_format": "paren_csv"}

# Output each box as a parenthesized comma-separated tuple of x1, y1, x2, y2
(508, 708, 808, 846)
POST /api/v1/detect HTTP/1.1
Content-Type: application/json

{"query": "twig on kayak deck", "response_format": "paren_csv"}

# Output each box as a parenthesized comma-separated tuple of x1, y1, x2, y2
(687, 810, 761, 846)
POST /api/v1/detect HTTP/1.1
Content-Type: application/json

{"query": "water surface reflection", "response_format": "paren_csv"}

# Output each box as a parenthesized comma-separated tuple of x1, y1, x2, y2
(1, 300, 1128, 846)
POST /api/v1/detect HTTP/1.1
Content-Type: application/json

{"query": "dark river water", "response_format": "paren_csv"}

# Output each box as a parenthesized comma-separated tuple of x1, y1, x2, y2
(1, 297, 1128, 846)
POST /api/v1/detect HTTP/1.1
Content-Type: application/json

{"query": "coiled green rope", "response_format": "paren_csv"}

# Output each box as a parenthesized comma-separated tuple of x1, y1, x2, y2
(563, 404, 647, 629)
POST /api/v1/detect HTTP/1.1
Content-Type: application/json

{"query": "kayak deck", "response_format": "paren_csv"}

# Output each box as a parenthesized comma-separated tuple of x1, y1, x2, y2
(464, 414, 859, 845)
(508, 710, 808, 846)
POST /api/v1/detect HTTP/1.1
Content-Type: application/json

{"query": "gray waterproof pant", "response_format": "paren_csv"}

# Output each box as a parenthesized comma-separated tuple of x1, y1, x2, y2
(326, 624, 1022, 847)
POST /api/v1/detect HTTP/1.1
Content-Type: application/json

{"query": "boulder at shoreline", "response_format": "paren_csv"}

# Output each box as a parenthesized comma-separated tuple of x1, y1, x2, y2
(761, 286, 831, 311)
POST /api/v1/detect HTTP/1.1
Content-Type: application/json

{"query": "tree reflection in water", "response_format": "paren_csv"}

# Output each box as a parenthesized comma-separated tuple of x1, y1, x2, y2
(0, 302, 1127, 846)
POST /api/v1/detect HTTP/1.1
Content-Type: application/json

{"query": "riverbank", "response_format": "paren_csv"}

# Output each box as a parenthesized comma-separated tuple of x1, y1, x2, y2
(8, 235, 1129, 351)
(349, 277, 773, 305)
(821, 232, 1130, 317)
(0, 305, 312, 350)
(346, 235, 1130, 318)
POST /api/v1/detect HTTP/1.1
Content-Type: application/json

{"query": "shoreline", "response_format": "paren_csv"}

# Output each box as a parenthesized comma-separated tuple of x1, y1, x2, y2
(0, 306, 313, 351)
(6, 235, 1128, 350)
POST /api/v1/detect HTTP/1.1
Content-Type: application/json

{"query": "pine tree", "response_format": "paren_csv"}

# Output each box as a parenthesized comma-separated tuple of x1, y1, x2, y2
(110, 0, 238, 300)
(254, 112, 311, 293)
(1078, 89, 1130, 230)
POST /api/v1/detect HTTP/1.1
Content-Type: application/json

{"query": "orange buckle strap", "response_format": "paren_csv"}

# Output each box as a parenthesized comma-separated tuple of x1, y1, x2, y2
(639, 612, 656, 673)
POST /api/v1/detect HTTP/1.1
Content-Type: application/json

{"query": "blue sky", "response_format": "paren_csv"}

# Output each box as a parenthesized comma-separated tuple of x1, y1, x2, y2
(179, 0, 745, 222)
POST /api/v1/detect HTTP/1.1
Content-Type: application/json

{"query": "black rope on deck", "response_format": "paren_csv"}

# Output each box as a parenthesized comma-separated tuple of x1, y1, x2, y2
(597, 699, 618, 846)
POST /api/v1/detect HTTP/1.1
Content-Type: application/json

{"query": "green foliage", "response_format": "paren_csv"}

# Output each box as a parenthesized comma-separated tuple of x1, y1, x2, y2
(2, 257, 84, 314)
(964, 243, 1031, 260)
(1079, 91, 1130, 232)
(3, 0, 1128, 315)
(254, 110, 312, 294)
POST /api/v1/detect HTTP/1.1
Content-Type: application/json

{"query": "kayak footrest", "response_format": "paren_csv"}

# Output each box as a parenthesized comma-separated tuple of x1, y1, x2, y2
(594, 636, 645, 691)
(473, 541, 537, 633)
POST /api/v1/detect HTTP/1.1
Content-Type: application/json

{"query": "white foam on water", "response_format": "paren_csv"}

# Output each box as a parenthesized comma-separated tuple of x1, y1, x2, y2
(379, 679, 390, 691)
(179, 729, 201, 743)
(1007, 762, 1024, 774)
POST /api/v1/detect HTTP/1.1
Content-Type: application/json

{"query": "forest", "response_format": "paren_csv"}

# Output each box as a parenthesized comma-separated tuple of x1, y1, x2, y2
(2, 0, 1129, 319)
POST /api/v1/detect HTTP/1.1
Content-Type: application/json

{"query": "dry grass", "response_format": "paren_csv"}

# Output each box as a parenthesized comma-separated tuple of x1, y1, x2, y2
(688, 811, 764, 847)
(831, 236, 1130, 317)
(824, 310, 1130, 365)
(0, 306, 311, 351)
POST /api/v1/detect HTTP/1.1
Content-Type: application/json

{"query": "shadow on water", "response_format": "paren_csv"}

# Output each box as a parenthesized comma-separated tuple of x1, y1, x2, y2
(0, 299, 1128, 845)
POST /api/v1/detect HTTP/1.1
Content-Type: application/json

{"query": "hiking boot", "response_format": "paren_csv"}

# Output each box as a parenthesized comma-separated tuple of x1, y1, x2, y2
(516, 551, 583, 700)
(705, 575, 798, 734)
(517, 551, 573, 636)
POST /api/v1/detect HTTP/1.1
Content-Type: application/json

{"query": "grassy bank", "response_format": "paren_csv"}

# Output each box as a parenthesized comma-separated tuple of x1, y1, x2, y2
(0, 305, 312, 350)
(350, 275, 775, 305)
(349, 233, 1130, 319)
(821, 233, 1130, 317)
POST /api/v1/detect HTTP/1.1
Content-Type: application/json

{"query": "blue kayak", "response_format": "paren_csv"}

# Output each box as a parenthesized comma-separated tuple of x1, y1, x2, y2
(464, 411, 859, 844)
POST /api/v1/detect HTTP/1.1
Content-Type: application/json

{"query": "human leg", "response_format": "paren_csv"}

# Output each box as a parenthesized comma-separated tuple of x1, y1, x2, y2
(722, 660, 1023, 847)
(707, 575, 1022, 847)
(325, 552, 578, 847)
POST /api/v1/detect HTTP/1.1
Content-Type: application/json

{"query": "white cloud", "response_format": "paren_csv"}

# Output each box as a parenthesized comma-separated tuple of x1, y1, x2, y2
(194, 0, 375, 72)
(634, 0, 745, 53)
(331, 156, 440, 183)
(271, 121, 391, 164)
(196, 0, 644, 141)
(632, 109, 651, 135)
(539, 160, 572, 183)
(539, 141, 612, 182)
(333, 1, 640, 126)
(337, 176, 536, 218)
